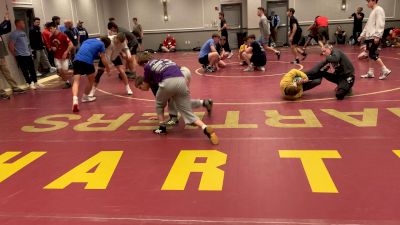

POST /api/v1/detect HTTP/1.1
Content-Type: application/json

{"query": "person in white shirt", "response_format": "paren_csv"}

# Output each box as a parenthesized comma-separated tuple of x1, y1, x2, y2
(358, 0, 391, 80)
(91, 33, 133, 96)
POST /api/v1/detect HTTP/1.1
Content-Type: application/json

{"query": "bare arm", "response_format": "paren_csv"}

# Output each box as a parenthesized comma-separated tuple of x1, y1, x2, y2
(99, 53, 110, 73)
(8, 41, 15, 56)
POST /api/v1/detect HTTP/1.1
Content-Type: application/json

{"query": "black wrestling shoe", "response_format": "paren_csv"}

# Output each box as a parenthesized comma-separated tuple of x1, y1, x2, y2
(291, 59, 300, 64)
(276, 51, 281, 61)
(153, 125, 167, 135)
(166, 116, 179, 126)
(63, 82, 72, 89)
(1, 93, 11, 100)
(203, 99, 213, 114)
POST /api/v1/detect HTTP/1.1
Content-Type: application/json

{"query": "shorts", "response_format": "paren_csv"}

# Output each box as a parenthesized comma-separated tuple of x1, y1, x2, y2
(365, 39, 380, 60)
(98, 56, 123, 68)
(250, 54, 266, 67)
(308, 34, 319, 43)
(55, 58, 69, 71)
(258, 36, 269, 46)
(73, 60, 96, 75)
(129, 44, 138, 55)
(318, 27, 330, 41)
(198, 55, 209, 65)
(291, 31, 302, 45)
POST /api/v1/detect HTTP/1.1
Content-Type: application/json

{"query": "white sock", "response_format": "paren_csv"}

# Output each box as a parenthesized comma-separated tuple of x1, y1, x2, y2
(368, 68, 374, 74)
(200, 100, 204, 105)
(89, 86, 96, 97)
(382, 66, 388, 72)
(73, 96, 78, 104)
(126, 84, 131, 90)
(201, 125, 207, 130)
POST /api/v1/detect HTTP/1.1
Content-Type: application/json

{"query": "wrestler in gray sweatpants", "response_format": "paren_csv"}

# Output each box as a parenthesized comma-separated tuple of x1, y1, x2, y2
(156, 77, 199, 124)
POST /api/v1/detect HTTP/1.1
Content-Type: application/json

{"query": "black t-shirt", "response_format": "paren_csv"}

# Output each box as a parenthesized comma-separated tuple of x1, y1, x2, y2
(118, 27, 138, 47)
(64, 29, 78, 47)
(29, 26, 45, 50)
(351, 13, 364, 30)
(289, 16, 301, 35)
(220, 18, 228, 37)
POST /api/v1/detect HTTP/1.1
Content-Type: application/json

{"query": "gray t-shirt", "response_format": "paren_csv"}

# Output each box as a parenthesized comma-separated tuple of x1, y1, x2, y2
(9, 30, 31, 56)
(259, 15, 271, 37)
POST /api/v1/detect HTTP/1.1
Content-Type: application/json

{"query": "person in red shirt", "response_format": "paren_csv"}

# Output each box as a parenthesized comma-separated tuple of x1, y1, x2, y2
(49, 22, 73, 89)
(161, 34, 176, 53)
(315, 16, 329, 49)
(42, 22, 55, 67)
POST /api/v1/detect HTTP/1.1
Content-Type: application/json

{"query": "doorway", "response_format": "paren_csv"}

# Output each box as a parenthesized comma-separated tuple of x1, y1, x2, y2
(221, 3, 242, 49)
(266, 0, 288, 46)
(13, 7, 35, 35)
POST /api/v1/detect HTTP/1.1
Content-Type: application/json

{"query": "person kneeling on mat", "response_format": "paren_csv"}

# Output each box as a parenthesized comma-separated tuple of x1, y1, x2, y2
(241, 35, 266, 72)
(91, 32, 133, 97)
(72, 37, 111, 112)
(134, 52, 219, 145)
(198, 33, 221, 73)
(301, 44, 355, 100)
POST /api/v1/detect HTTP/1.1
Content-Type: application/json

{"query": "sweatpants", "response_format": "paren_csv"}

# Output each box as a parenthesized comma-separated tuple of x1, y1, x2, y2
(305, 70, 354, 100)
(15, 55, 37, 84)
(0, 57, 20, 90)
(155, 77, 199, 125)
(33, 49, 51, 72)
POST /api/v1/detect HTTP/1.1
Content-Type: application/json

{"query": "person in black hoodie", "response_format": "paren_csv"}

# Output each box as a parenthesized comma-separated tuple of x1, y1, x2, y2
(29, 17, 54, 76)
(304, 44, 355, 100)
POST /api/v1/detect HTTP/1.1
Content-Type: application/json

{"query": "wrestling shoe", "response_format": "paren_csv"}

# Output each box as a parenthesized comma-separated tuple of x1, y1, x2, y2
(291, 59, 300, 64)
(361, 72, 375, 78)
(1, 93, 10, 100)
(205, 65, 215, 73)
(203, 99, 213, 114)
(204, 127, 219, 145)
(243, 66, 254, 72)
(63, 82, 72, 89)
(379, 69, 391, 80)
(276, 51, 281, 60)
(72, 103, 79, 113)
(81, 95, 96, 103)
(257, 66, 266, 72)
(29, 82, 36, 90)
(153, 125, 167, 135)
(166, 116, 179, 126)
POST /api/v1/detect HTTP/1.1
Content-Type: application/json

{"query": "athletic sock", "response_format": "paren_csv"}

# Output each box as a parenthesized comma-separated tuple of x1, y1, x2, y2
(200, 100, 205, 106)
(201, 125, 207, 130)
(381, 66, 388, 72)
(73, 96, 78, 104)
(89, 86, 96, 97)
(368, 68, 374, 74)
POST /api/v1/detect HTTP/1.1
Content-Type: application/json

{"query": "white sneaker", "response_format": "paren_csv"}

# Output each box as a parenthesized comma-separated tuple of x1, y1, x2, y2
(81, 95, 96, 103)
(243, 66, 254, 72)
(361, 73, 375, 78)
(30, 82, 36, 90)
(126, 86, 133, 95)
(50, 67, 57, 73)
(227, 52, 234, 59)
(257, 66, 265, 72)
(239, 62, 244, 66)
(35, 82, 45, 88)
(36, 72, 43, 77)
(379, 69, 391, 80)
